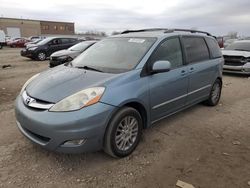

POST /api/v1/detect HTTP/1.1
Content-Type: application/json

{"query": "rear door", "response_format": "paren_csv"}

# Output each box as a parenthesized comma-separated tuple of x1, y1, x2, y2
(148, 37, 189, 122)
(62, 38, 77, 49)
(47, 39, 62, 55)
(181, 36, 214, 105)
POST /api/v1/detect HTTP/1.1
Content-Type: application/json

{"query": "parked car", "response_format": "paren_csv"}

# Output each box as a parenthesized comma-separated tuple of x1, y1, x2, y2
(216, 36, 224, 48)
(8, 38, 30, 48)
(6, 37, 21, 46)
(20, 37, 79, 61)
(222, 40, 250, 75)
(28, 36, 46, 41)
(15, 29, 223, 158)
(0, 30, 5, 49)
(24, 39, 42, 48)
(49, 40, 97, 67)
(224, 39, 238, 48)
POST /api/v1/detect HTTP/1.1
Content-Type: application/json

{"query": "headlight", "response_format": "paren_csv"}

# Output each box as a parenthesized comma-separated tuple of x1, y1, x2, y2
(49, 87, 105, 112)
(20, 73, 40, 95)
(28, 47, 38, 51)
(58, 55, 69, 60)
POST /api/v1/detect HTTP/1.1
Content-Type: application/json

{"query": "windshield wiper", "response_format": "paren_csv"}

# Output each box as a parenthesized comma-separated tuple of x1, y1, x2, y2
(75, 65, 103, 72)
(234, 49, 250, 52)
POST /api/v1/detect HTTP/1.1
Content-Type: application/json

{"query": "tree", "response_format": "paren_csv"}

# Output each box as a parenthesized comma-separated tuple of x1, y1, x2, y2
(227, 31, 238, 39)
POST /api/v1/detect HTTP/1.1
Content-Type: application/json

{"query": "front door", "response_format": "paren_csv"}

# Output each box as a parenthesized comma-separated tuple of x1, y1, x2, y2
(148, 37, 189, 122)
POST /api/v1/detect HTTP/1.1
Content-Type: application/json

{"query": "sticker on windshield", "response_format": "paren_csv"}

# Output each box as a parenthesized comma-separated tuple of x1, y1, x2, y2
(128, 38, 145, 43)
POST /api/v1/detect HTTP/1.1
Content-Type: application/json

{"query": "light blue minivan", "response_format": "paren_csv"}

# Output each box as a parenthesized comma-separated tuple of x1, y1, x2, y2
(15, 29, 224, 158)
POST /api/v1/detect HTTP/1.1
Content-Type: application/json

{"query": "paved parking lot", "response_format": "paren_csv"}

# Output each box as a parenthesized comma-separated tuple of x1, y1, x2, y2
(0, 48, 250, 188)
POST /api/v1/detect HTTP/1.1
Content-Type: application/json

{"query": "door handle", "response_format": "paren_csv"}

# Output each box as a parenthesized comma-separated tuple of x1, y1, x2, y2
(189, 67, 194, 73)
(181, 70, 187, 76)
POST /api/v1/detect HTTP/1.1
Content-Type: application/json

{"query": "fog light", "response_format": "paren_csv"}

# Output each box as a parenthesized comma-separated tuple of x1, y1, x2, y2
(63, 139, 86, 146)
(243, 63, 250, 72)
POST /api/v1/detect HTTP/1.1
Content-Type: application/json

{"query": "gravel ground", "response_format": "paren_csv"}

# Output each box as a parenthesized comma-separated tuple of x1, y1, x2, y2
(0, 48, 250, 188)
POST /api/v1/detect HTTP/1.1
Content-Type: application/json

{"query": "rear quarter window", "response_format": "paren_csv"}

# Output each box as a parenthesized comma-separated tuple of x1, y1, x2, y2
(183, 37, 210, 63)
(205, 38, 222, 58)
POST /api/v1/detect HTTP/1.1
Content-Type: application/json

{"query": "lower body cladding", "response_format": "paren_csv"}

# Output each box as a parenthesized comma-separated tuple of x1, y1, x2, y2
(223, 63, 250, 75)
(15, 95, 116, 153)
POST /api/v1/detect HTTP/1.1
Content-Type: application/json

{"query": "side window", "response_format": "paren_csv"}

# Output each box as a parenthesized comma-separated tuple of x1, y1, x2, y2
(61, 38, 70, 44)
(183, 37, 210, 63)
(69, 38, 77, 43)
(51, 39, 61, 45)
(150, 38, 183, 69)
(205, 38, 222, 58)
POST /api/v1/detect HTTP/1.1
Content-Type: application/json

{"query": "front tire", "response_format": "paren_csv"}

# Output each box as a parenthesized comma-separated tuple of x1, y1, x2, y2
(205, 79, 222, 106)
(37, 51, 46, 61)
(104, 107, 143, 158)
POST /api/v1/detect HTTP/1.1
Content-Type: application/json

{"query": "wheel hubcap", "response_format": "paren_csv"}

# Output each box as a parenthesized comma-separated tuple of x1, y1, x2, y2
(38, 53, 45, 60)
(211, 83, 220, 103)
(115, 116, 138, 151)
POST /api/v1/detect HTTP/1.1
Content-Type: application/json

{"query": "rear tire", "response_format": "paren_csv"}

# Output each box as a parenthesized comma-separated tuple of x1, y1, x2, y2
(104, 107, 143, 158)
(205, 79, 222, 106)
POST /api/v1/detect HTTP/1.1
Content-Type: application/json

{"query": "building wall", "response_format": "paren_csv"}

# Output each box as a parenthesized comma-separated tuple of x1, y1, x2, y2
(40, 21, 75, 35)
(0, 18, 75, 37)
(0, 18, 41, 37)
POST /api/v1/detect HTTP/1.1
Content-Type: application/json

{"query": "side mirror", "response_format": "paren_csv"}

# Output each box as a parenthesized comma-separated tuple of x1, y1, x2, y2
(151, 60, 171, 74)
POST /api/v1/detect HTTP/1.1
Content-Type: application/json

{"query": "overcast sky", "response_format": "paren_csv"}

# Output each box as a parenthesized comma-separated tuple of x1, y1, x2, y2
(1, 0, 250, 36)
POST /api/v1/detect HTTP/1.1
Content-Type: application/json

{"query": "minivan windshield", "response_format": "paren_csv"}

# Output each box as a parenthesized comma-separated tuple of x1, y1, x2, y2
(225, 41, 250, 52)
(69, 41, 95, 52)
(72, 37, 156, 73)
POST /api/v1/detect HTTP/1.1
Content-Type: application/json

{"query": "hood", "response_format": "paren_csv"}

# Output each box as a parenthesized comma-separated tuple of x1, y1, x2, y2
(222, 50, 250, 57)
(51, 49, 79, 58)
(26, 65, 119, 103)
(26, 44, 38, 49)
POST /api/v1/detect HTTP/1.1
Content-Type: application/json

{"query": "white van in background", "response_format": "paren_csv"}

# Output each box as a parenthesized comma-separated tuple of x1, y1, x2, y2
(0, 30, 6, 49)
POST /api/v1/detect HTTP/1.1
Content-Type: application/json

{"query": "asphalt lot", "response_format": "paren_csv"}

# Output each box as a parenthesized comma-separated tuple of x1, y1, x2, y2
(0, 48, 250, 188)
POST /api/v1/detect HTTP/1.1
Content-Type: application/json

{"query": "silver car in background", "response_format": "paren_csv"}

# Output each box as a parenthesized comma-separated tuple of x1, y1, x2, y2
(222, 40, 250, 75)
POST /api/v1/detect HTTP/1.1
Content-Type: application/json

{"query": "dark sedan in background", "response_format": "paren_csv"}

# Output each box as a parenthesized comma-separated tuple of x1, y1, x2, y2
(21, 37, 79, 61)
(49, 40, 96, 67)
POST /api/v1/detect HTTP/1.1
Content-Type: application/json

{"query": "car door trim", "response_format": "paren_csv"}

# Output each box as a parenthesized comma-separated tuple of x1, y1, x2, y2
(152, 84, 211, 110)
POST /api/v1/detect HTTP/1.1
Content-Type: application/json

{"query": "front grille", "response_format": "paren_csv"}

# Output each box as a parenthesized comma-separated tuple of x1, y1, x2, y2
(51, 56, 58, 61)
(22, 91, 54, 110)
(223, 55, 248, 66)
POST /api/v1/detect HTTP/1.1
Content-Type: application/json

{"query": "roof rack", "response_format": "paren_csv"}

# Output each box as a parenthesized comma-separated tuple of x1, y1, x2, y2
(164, 28, 212, 36)
(121, 28, 212, 36)
(121, 28, 168, 34)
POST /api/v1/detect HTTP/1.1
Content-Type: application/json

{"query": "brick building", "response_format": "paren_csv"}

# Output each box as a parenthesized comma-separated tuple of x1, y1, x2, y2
(0, 17, 75, 38)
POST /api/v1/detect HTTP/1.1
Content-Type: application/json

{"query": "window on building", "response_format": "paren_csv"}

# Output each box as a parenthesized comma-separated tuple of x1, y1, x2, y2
(60, 26, 65, 30)
(42, 25, 49, 30)
(54, 25, 58, 30)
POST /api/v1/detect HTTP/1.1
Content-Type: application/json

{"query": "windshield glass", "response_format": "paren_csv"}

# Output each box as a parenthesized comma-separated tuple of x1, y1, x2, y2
(69, 41, 94, 51)
(225, 41, 250, 51)
(72, 37, 156, 73)
(36, 38, 53, 45)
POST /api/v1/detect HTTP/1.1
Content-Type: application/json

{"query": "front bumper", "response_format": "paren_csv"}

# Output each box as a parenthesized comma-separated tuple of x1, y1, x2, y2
(20, 49, 35, 58)
(15, 95, 116, 153)
(49, 57, 68, 68)
(223, 63, 250, 75)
